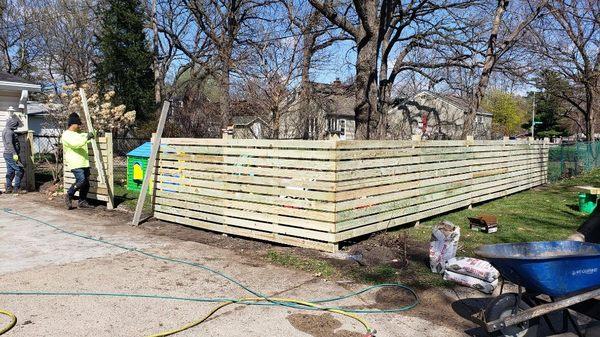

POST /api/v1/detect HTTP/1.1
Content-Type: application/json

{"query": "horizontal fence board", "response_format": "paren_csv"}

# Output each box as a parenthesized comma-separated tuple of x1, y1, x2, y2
(154, 212, 336, 252)
(154, 204, 336, 241)
(158, 152, 336, 171)
(157, 159, 337, 182)
(151, 138, 549, 251)
(154, 182, 336, 212)
(154, 190, 335, 223)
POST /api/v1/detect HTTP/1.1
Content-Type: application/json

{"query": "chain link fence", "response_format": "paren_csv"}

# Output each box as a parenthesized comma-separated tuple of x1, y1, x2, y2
(548, 141, 600, 182)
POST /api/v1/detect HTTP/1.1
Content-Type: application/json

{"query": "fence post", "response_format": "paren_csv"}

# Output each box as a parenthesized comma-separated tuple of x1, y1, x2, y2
(105, 132, 114, 210)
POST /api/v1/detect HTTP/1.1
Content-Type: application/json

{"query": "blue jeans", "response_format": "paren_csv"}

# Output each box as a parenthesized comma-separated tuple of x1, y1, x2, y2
(67, 167, 90, 202)
(4, 153, 23, 190)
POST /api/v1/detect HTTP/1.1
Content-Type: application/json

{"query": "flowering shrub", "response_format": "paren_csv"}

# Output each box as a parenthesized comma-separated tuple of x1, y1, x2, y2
(44, 84, 136, 134)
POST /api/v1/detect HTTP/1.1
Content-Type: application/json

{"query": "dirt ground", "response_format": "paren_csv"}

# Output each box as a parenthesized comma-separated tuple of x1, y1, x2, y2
(0, 192, 587, 336)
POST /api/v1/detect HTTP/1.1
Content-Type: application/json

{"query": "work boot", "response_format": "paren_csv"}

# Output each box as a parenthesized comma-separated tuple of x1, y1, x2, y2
(15, 188, 26, 195)
(4, 186, 12, 194)
(78, 200, 94, 209)
(64, 193, 73, 209)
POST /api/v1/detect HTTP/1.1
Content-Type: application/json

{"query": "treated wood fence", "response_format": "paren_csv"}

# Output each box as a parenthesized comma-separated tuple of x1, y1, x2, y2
(151, 137, 548, 252)
(63, 133, 114, 206)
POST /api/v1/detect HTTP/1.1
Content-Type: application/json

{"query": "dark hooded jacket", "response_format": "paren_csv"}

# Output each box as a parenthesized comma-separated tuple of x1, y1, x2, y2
(2, 116, 21, 155)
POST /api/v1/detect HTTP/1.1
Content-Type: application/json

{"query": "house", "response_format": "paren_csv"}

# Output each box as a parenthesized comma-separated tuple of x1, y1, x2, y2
(279, 79, 356, 140)
(26, 101, 62, 153)
(0, 73, 41, 190)
(387, 91, 493, 140)
(231, 116, 269, 139)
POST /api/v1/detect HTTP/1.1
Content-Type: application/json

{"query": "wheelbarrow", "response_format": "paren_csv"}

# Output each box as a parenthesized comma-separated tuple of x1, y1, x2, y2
(473, 241, 600, 336)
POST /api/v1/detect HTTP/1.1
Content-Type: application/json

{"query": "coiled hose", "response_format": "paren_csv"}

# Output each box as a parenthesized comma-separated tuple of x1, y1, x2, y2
(0, 310, 16, 335)
(0, 208, 418, 336)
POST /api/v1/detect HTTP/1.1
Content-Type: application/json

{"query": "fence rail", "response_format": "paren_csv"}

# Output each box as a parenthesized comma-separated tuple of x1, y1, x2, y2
(151, 137, 549, 251)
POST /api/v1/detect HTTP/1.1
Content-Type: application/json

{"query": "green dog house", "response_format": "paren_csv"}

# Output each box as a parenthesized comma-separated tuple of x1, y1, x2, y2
(127, 142, 151, 192)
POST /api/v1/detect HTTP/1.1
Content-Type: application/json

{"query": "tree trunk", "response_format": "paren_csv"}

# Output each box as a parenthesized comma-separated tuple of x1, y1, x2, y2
(219, 68, 231, 129)
(300, 31, 314, 139)
(462, 0, 507, 139)
(585, 88, 595, 141)
(151, 0, 162, 107)
(354, 32, 379, 140)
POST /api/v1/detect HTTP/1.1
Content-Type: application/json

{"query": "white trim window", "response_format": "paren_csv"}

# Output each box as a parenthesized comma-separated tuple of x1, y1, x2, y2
(339, 119, 346, 135)
(308, 117, 317, 139)
(327, 117, 338, 132)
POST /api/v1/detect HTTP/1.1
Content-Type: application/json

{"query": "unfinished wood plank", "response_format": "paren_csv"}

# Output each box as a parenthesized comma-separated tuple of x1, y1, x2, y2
(133, 101, 170, 226)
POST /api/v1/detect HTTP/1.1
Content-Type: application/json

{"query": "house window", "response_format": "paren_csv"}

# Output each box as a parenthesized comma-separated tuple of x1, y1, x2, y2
(327, 117, 338, 132)
(308, 117, 317, 139)
(251, 122, 262, 138)
(339, 119, 346, 135)
(476, 115, 484, 125)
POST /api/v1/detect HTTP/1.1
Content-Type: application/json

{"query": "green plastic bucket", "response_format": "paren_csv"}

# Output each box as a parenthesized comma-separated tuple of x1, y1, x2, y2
(578, 193, 597, 214)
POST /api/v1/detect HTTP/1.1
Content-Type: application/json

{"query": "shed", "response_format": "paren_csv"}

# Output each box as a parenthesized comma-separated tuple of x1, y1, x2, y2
(127, 142, 151, 192)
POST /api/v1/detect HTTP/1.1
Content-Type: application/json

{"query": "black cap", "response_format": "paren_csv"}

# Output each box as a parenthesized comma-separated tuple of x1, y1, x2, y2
(67, 113, 82, 127)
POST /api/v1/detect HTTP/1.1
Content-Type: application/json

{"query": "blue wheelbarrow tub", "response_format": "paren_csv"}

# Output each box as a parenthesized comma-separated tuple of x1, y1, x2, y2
(476, 241, 600, 297)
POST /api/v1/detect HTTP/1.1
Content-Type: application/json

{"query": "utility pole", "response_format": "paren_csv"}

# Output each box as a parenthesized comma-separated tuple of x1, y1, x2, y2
(531, 91, 536, 139)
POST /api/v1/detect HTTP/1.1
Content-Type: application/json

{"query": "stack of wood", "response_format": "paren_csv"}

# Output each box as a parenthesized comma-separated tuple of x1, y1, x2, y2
(468, 214, 498, 233)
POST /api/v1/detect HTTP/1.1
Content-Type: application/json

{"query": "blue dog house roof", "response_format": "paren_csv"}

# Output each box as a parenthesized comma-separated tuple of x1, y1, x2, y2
(127, 142, 152, 158)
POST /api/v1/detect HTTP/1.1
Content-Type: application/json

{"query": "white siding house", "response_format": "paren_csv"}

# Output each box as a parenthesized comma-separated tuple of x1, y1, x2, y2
(0, 73, 41, 191)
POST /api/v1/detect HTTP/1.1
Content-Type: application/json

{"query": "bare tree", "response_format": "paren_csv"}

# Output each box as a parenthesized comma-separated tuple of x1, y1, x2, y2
(462, 0, 549, 138)
(0, 0, 40, 77)
(30, 0, 98, 88)
(240, 31, 303, 138)
(529, 0, 599, 140)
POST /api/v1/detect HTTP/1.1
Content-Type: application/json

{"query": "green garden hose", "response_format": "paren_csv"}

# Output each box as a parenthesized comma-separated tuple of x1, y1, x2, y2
(0, 208, 418, 336)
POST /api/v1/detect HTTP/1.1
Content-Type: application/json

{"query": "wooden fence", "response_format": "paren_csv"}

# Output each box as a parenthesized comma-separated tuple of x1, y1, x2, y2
(151, 137, 548, 252)
(63, 133, 114, 206)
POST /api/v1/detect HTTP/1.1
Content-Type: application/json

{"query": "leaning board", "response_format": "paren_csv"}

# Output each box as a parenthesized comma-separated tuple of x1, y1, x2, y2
(152, 138, 549, 252)
(63, 133, 114, 203)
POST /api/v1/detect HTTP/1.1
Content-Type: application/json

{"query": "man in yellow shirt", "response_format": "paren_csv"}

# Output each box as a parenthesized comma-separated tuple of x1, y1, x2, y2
(62, 113, 95, 209)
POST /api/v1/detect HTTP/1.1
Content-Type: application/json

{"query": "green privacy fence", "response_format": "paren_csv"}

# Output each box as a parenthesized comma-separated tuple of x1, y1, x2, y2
(548, 141, 600, 182)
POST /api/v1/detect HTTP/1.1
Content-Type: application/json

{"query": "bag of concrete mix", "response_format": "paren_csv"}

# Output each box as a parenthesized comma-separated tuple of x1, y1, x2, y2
(429, 221, 460, 273)
(445, 257, 500, 283)
(443, 270, 498, 294)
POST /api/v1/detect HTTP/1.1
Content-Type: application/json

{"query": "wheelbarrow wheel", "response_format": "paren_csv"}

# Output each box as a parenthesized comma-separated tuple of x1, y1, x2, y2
(485, 293, 539, 337)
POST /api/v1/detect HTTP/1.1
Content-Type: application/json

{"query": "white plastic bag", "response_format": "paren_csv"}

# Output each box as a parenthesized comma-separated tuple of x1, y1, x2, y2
(445, 257, 500, 283)
(429, 221, 460, 273)
(443, 270, 498, 294)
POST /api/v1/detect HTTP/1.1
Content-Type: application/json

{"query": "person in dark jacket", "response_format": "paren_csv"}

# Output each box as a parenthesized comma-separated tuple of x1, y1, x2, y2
(570, 207, 600, 244)
(2, 115, 24, 193)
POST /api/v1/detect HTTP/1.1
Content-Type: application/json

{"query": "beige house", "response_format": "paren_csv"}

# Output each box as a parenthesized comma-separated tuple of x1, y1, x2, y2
(0, 73, 41, 191)
(279, 80, 356, 140)
(387, 91, 493, 140)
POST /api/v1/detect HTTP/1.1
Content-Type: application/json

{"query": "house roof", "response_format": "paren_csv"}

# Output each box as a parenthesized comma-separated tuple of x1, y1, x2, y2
(127, 142, 152, 158)
(26, 102, 49, 115)
(416, 91, 492, 116)
(0, 72, 41, 92)
(310, 81, 355, 117)
(232, 116, 267, 127)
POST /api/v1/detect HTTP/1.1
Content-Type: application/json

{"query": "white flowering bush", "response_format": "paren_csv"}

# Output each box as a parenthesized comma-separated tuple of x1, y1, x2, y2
(44, 84, 136, 134)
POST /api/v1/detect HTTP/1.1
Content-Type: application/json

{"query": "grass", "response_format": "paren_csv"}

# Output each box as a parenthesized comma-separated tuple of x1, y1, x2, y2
(268, 169, 600, 289)
(404, 169, 600, 257)
(266, 250, 334, 277)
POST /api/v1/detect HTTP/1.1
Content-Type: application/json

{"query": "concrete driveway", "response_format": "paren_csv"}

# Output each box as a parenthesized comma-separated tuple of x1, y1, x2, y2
(0, 193, 464, 337)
